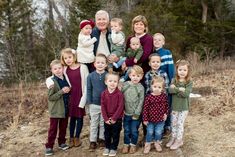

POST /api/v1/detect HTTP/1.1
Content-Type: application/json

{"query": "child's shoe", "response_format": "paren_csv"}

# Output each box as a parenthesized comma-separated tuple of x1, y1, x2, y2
(129, 145, 136, 154)
(143, 142, 151, 154)
(89, 142, 97, 151)
(58, 143, 69, 150)
(108, 149, 117, 156)
(69, 138, 74, 148)
(103, 148, 110, 156)
(98, 139, 105, 148)
(74, 138, 82, 147)
(154, 141, 162, 152)
(166, 137, 175, 148)
(45, 148, 53, 156)
(122, 145, 129, 154)
(170, 139, 183, 150)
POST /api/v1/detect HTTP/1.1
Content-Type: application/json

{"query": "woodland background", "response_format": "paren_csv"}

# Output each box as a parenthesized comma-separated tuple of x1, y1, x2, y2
(0, 0, 234, 84)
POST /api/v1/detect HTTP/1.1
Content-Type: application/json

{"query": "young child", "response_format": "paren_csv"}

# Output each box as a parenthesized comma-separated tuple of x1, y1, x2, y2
(45, 60, 70, 156)
(76, 19, 97, 66)
(121, 65, 145, 154)
(153, 33, 175, 134)
(145, 53, 169, 95)
(113, 37, 143, 69)
(101, 72, 124, 156)
(142, 76, 169, 154)
(87, 53, 108, 151)
(166, 60, 193, 150)
(46, 48, 89, 148)
(108, 18, 125, 66)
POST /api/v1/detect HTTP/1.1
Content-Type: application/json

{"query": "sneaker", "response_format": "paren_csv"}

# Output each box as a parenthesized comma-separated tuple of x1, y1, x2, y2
(89, 142, 97, 151)
(166, 137, 175, 148)
(154, 141, 162, 152)
(170, 139, 183, 150)
(129, 145, 136, 154)
(143, 143, 151, 154)
(98, 139, 105, 148)
(109, 150, 117, 156)
(122, 145, 129, 154)
(103, 148, 110, 156)
(58, 143, 69, 150)
(74, 138, 82, 147)
(45, 148, 53, 156)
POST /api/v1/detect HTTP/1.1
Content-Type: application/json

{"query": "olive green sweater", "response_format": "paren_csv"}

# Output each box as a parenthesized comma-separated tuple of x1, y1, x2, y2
(169, 80, 193, 111)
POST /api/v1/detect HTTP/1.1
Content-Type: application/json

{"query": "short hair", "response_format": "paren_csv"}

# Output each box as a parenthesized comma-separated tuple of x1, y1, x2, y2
(148, 53, 161, 61)
(153, 33, 165, 42)
(130, 37, 140, 44)
(95, 10, 109, 21)
(50, 59, 61, 69)
(110, 18, 123, 27)
(95, 53, 108, 63)
(105, 71, 120, 81)
(131, 15, 149, 33)
(128, 65, 144, 76)
(60, 48, 77, 66)
(175, 59, 191, 83)
(151, 76, 165, 88)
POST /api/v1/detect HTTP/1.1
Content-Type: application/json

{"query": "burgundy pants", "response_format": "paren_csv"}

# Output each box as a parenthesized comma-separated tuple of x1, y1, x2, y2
(45, 117, 68, 148)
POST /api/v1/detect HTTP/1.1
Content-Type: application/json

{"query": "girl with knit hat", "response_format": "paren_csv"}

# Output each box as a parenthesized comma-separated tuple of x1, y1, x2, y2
(76, 19, 97, 67)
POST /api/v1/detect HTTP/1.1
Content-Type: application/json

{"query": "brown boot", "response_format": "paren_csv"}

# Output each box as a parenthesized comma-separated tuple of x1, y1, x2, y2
(129, 145, 137, 154)
(89, 142, 97, 151)
(74, 138, 82, 147)
(143, 143, 151, 154)
(98, 139, 105, 148)
(122, 145, 129, 154)
(69, 138, 74, 148)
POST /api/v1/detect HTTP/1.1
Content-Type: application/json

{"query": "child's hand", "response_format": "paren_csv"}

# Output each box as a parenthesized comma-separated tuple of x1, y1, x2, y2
(134, 58, 138, 63)
(170, 84, 176, 88)
(62, 87, 70, 93)
(143, 121, 148, 126)
(163, 114, 167, 121)
(179, 87, 185, 92)
(110, 119, 116, 124)
(92, 37, 97, 42)
(105, 120, 111, 125)
(121, 62, 127, 71)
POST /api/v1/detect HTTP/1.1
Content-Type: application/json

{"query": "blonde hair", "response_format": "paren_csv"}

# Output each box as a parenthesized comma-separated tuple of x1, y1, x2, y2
(50, 59, 61, 69)
(95, 53, 108, 63)
(153, 33, 165, 41)
(175, 60, 191, 83)
(95, 10, 109, 21)
(128, 65, 144, 76)
(105, 72, 120, 82)
(151, 76, 165, 88)
(111, 18, 123, 27)
(132, 15, 149, 33)
(130, 37, 140, 44)
(60, 48, 77, 66)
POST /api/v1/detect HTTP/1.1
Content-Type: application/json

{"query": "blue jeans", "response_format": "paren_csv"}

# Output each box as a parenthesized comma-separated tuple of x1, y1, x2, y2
(70, 117, 83, 138)
(146, 121, 165, 142)
(123, 115, 141, 145)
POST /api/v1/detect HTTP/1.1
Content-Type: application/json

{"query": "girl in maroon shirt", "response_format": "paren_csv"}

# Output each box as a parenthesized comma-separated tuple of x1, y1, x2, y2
(142, 76, 169, 154)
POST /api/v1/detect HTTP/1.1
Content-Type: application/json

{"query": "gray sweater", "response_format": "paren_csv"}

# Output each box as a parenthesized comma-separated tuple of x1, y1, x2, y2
(87, 71, 107, 105)
(121, 81, 145, 118)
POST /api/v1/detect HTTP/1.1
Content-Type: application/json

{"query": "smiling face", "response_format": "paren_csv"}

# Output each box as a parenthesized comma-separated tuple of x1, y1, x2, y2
(177, 65, 189, 79)
(62, 53, 75, 66)
(94, 56, 107, 72)
(95, 12, 109, 31)
(153, 34, 165, 49)
(51, 63, 63, 78)
(149, 55, 161, 71)
(133, 21, 146, 36)
(105, 74, 119, 91)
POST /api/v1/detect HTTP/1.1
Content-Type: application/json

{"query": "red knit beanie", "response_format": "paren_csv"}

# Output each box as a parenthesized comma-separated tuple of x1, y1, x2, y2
(80, 19, 95, 29)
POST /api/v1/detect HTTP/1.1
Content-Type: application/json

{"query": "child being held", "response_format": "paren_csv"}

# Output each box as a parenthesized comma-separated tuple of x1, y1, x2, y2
(113, 37, 143, 69)
(45, 60, 70, 156)
(76, 19, 97, 64)
(121, 65, 145, 154)
(101, 72, 124, 157)
(142, 76, 169, 154)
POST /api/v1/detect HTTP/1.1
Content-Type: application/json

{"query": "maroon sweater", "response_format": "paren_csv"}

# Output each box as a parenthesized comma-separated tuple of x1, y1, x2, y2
(143, 93, 169, 123)
(101, 88, 124, 122)
(125, 33, 153, 73)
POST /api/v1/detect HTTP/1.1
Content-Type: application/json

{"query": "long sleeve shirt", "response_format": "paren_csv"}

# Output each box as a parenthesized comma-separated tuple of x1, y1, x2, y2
(87, 71, 107, 105)
(154, 47, 175, 83)
(101, 88, 124, 122)
(109, 30, 125, 57)
(142, 93, 169, 123)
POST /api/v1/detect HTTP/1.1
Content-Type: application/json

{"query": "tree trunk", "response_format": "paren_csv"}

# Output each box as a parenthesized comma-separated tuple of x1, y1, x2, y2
(201, 0, 208, 23)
